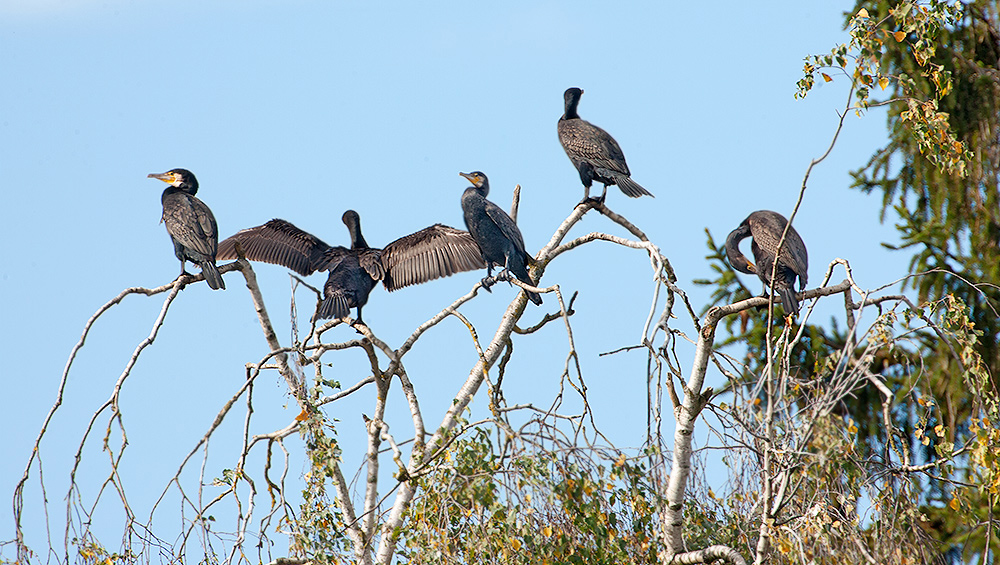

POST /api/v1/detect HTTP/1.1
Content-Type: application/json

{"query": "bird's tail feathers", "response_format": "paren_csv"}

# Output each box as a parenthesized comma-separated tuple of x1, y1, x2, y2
(317, 293, 350, 320)
(778, 287, 800, 318)
(201, 262, 226, 290)
(510, 263, 543, 306)
(615, 175, 653, 198)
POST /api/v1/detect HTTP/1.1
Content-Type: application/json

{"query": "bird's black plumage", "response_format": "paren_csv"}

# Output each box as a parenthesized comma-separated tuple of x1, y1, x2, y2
(459, 171, 542, 305)
(725, 210, 808, 317)
(557, 87, 653, 202)
(148, 168, 225, 290)
(217, 210, 486, 322)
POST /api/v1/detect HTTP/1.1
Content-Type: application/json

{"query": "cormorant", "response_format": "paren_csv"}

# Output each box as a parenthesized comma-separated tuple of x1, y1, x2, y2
(459, 171, 543, 305)
(148, 168, 225, 290)
(725, 210, 808, 317)
(217, 211, 486, 322)
(558, 87, 653, 202)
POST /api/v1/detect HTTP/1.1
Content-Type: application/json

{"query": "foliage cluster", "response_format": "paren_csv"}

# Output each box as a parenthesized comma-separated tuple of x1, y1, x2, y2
(400, 429, 672, 564)
(789, 1, 1000, 559)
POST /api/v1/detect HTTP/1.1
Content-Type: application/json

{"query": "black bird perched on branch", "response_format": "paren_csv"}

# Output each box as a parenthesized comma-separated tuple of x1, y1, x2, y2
(725, 210, 808, 318)
(557, 87, 653, 203)
(148, 168, 225, 290)
(459, 171, 543, 305)
(217, 210, 486, 322)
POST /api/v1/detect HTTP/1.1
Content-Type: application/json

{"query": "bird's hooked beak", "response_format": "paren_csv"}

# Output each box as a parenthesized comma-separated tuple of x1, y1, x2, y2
(459, 171, 476, 184)
(745, 261, 757, 273)
(148, 171, 179, 186)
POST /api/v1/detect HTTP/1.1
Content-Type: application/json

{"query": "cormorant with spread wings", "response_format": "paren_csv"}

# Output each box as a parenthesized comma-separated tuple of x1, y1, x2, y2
(218, 210, 485, 322)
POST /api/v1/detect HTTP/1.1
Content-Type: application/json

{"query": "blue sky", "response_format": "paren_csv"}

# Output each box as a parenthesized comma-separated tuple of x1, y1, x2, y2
(0, 0, 911, 560)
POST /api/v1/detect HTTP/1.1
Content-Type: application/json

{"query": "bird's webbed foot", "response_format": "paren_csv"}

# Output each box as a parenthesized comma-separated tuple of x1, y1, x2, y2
(350, 316, 368, 334)
(173, 271, 194, 287)
(494, 269, 514, 285)
(480, 276, 496, 293)
(579, 193, 607, 206)
(173, 261, 195, 285)
(578, 192, 605, 206)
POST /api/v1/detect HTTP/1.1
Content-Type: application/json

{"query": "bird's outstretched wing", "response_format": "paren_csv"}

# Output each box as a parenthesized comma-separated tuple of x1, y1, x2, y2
(217, 219, 349, 276)
(381, 224, 487, 291)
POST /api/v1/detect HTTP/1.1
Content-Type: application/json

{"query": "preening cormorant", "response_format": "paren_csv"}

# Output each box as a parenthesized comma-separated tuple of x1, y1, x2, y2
(558, 87, 653, 203)
(725, 210, 808, 317)
(217, 211, 486, 322)
(148, 168, 225, 290)
(459, 171, 543, 305)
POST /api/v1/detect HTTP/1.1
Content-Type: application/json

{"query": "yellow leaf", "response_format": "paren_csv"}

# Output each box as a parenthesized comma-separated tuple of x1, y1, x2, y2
(949, 497, 961, 511)
(893, 30, 906, 42)
(511, 538, 522, 551)
(777, 538, 793, 554)
(542, 526, 553, 537)
(879, 76, 889, 90)
(857, 8, 869, 18)
(821, 73, 832, 83)
(295, 408, 310, 422)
